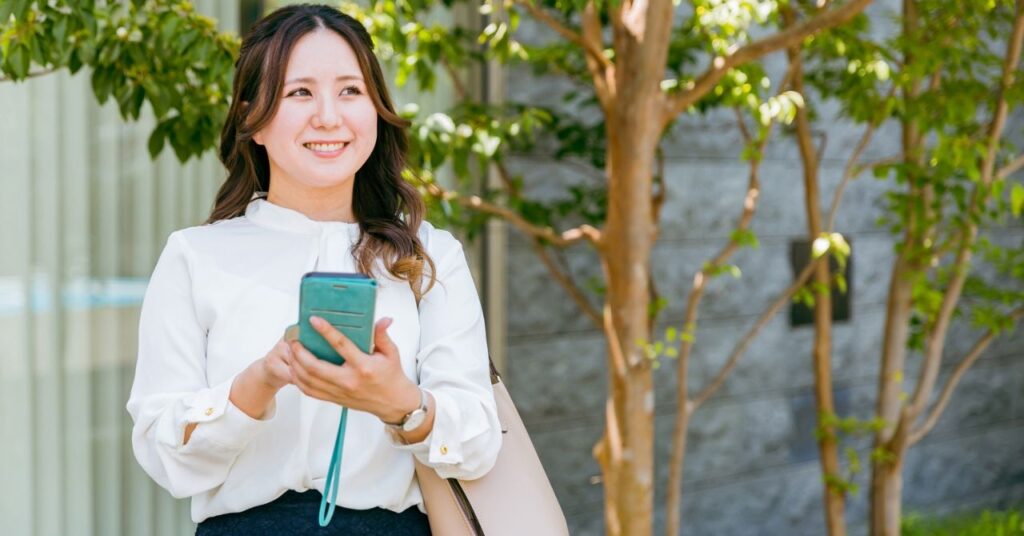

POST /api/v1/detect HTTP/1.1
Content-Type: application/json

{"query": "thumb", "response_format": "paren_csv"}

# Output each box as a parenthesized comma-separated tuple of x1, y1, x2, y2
(373, 317, 398, 356)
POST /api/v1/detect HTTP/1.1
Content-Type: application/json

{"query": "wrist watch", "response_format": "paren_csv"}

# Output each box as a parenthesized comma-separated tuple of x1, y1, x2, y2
(386, 388, 428, 432)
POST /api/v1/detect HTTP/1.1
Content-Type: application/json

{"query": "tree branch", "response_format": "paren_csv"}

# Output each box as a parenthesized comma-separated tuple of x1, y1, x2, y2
(734, 107, 754, 145)
(513, 0, 610, 71)
(854, 156, 901, 174)
(908, 307, 1024, 445)
(996, 153, 1024, 180)
(981, 0, 1024, 184)
(493, 158, 523, 198)
(667, 102, 782, 534)
(675, 112, 772, 411)
(440, 56, 470, 102)
(826, 85, 896, 232)
(0, 67, 59, 82)
(662, 0, 875, 127)
(827, 124, 875, 231)
(691, 253, 828, 409)
(421, 181, 603, 247)
(482, 152, 603, 328)
(530, 239, 604, 329)
(602, 297, 630, 379)
(906, 0, 1024, 420)
(581, 0, 616, 111)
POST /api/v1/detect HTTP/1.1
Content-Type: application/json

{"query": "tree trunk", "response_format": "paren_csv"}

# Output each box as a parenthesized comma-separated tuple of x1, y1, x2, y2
(870, 416, 909, 536)
(594, 147, 657, 535)
(810, 263, 846, 534)
(594, 59, 661, 536)
(867, 166, 918, 536)
(870, 458, 904, 536)
(594, 103, 660, 536)
(784, 20, 847, 532)
(869, 2, 921, 532)
(592, 3, 675, 534)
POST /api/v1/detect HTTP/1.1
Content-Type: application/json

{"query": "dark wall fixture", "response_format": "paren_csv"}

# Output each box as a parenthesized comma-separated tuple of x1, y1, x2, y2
(789, 238, 853, 327)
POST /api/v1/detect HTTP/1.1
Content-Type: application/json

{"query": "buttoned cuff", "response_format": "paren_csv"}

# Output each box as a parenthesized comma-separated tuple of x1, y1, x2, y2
(179, 376, 276, 451)
(384, 389, 487, 468)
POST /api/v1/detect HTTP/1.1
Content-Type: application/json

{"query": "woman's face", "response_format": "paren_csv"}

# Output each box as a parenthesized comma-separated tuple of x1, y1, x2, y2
(253, 29, 378, 193)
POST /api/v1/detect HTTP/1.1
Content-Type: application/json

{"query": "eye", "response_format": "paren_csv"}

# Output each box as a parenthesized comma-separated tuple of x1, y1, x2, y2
(340, 85, 362, 96)
(287, 87, 311, 97)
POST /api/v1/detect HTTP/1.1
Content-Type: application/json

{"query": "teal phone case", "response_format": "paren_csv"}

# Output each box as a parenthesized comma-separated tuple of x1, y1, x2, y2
(298, 272, 377, 365)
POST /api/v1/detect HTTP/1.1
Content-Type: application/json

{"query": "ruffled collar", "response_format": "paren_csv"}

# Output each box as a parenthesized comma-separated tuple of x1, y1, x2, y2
(244, 197, 361, 238)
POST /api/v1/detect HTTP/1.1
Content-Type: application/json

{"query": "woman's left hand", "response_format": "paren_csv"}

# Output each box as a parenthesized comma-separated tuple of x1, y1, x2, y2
(288, 315, 421, 423)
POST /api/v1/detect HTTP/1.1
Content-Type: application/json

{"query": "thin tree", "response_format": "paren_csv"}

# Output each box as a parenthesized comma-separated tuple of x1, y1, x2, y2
(793, 0, 1024, 534)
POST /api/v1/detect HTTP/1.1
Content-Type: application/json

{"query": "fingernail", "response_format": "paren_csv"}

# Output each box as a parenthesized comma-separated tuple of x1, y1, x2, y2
(310, 316, 324, 327)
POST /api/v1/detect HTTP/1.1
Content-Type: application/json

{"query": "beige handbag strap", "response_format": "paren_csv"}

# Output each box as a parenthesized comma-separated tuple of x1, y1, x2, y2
(409, 261, 568, 536)
(410, 268, 485, 535)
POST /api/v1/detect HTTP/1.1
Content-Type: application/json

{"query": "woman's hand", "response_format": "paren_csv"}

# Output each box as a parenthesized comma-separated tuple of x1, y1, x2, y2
(253, 339, 295, 390)
(195, 338, 292, 443)
(288, 316, 421, 423)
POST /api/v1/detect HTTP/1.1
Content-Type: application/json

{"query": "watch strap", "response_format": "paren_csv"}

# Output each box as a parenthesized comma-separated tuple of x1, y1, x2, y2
(386, 388, 427, 429)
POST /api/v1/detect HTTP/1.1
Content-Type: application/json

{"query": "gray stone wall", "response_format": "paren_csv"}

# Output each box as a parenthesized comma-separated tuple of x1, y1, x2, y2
(500, 3, 1024, 534)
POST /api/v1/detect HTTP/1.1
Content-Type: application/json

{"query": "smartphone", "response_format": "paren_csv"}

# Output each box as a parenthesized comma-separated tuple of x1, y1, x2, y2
(293, 272, 377, 365)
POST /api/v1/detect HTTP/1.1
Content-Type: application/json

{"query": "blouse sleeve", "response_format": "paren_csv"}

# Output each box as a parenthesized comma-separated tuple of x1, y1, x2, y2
(125, 231, 275, 498)
(385, 231, 502, 480)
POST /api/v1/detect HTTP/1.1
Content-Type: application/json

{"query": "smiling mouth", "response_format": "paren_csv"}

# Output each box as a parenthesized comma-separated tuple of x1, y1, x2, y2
(303, 142, 348, 153)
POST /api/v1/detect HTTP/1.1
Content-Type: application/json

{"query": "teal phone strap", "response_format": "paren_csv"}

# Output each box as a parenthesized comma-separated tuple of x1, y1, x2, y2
(318, 406, 349, 527)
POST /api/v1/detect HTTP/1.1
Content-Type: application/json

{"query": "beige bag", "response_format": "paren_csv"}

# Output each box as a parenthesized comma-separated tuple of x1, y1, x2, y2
(413, 362, 569, 536)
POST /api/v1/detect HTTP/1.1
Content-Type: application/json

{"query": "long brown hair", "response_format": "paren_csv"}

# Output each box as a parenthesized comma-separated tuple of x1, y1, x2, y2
(210, 3, 435, 298)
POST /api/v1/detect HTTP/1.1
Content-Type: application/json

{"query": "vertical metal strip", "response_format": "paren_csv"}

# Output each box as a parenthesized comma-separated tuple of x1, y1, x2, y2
(25, 58, 39, 536)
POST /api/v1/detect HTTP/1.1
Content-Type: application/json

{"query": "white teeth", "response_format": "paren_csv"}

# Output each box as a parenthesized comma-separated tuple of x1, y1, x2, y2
(304, 142, 345, 152)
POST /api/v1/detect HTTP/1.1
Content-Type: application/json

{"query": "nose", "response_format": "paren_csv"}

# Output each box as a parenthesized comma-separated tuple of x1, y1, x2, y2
(312, 95, 342, 129)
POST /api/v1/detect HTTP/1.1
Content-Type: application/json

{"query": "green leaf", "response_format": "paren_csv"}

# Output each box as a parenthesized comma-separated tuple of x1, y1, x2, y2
(53, 17, 70, 44)
(1011, 184, 1024, 218)
(127, 85, 145, 120)
(90, 66, 113, 103)
(731, 228, 760, 248)
(7, 43, 30, 79)
(143, 80, 170, 118)
(147, 122, 167, 159)
(28, 34, 46, 65)
(0, 0, 30, 22)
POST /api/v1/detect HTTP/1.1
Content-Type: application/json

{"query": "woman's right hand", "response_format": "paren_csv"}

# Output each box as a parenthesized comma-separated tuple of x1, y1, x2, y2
(185, 339, 293, 444)
(225, 338, 295, 422)
(252, 339, 296, 390)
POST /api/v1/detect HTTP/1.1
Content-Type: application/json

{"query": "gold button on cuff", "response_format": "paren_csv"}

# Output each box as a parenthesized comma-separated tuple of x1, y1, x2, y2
(204, 407, 214, 417)
(440, 445, 448, 455)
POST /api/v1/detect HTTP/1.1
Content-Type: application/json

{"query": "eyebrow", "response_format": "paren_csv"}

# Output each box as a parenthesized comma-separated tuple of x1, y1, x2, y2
(284, 75, 364, 85)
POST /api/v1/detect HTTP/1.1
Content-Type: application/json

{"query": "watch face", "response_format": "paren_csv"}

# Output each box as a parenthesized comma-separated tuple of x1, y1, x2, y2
(402, 409, 426, 432)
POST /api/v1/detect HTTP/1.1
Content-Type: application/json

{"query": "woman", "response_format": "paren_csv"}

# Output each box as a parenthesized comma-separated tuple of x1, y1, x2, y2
(126, 4, 502, 534)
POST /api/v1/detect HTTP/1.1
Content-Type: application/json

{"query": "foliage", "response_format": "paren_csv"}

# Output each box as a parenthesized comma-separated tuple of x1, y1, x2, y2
(347, 0, 815, 239)
(0, 0, 239, 161)
(902, 509, 1024, 536)
(804, 0, 1024, 344)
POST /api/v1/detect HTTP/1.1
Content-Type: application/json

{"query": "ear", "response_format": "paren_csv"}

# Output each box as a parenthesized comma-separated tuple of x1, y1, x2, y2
(241, 101, 264, 146)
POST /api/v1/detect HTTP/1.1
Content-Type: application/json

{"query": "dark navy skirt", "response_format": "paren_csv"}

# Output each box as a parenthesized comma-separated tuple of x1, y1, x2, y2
(195, 489, 431, 535)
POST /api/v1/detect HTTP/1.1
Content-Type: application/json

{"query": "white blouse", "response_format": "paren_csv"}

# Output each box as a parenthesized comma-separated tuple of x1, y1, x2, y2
(126, 198, 502, 523)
